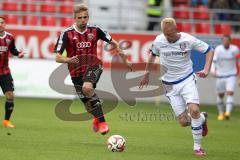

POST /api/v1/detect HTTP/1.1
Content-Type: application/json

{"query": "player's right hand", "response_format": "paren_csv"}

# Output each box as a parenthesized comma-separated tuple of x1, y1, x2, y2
(67, 55, 79, 64)
(196, 69, 209, 78)
(139, 73, 149, 89)
(18, 52, 25, 58)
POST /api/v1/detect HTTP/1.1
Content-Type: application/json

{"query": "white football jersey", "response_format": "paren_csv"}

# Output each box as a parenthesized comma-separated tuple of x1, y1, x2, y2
(151, 32, 210, 83)
(212, 44, 239, 77)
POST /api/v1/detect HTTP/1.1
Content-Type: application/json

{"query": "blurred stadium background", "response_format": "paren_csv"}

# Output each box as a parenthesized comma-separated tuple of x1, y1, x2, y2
(0, 0, 240, 159)
(0, 0, 239, 104)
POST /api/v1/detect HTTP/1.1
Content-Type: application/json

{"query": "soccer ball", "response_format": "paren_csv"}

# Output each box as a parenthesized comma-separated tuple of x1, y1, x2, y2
(107, 135, 126, 152)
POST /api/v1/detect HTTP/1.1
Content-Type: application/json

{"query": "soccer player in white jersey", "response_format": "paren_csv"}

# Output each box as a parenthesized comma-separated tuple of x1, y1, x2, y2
(139, 18, 214, 156)
(211, 35, 240, 120)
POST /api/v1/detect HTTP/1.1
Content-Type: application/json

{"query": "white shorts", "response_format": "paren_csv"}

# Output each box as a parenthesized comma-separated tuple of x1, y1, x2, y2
(216, 76, 236, 93)
(163, 75, 199, 117)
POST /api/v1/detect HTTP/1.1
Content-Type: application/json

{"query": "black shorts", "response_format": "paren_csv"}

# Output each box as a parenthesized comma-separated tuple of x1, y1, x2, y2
(71, 65, 103, 88)
(0, 74, 14, 94)
(71, 65, 103, 102)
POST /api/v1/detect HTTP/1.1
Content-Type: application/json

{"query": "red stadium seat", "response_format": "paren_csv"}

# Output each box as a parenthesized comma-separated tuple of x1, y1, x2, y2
(21, 3, 36, 12)
(2, 1, 18, 11)
(177, 22, 192, 32)
(60, 2, 73, 13)
(4, 15, 18, 25)
(214, 24, 232, 35)
(60, 17, 73, 27)
(173, 5, 190, 19)
(172, 0, 189, 6)
(195, 23, 211, 34)
(41, 16, 56, 26)
(22, 15, 38, 25)
(40, 3, 56, 13)
(193, 5, 209, 19)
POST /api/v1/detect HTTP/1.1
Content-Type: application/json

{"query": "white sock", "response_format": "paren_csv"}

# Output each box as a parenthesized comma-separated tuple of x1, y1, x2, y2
(191, 116, 204, 150)
(226, 95, 233, 114)
(217, 96, 224, 114)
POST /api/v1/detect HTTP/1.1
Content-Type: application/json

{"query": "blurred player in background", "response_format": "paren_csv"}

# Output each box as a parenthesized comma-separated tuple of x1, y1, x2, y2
(146, 0, 163, 31)
(211, 35, 240, 120)
(139, 18, 214, 156)
(0, 16, 24, 128)
(54, 4, 131, 135)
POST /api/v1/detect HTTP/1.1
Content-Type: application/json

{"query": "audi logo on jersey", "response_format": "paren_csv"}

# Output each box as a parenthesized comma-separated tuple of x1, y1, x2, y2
(0, 46, 8, 52)
(77, 42, 91, 48)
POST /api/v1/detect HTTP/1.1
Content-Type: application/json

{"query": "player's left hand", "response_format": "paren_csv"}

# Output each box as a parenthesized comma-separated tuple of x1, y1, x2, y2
(139, 72, 149, 89)
(196, 69, 209, 78)
(18, 52, 25, 58)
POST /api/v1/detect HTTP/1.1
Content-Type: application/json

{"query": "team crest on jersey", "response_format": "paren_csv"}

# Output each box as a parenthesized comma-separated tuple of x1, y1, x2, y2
(88, 33, 94, 40)
(6, 39, 11, 45)
(179, 42, 186, 51)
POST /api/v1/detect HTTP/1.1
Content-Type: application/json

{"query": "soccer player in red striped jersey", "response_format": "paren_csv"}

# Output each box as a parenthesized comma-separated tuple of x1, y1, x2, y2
(54, 4, 131, 135)
(0, 16, 24, 128)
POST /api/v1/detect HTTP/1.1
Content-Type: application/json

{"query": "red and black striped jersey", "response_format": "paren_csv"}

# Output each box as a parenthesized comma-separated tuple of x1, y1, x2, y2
(54, 24, 112, 77)
(0, 31, 20, 75)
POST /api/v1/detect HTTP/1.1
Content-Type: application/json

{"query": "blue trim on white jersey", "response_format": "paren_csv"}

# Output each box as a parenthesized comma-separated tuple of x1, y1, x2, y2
(203, 46, 212, 55)
(216, 74, 237, 78)
(191, 125, 203, 130)
(162, 71, 194, 85)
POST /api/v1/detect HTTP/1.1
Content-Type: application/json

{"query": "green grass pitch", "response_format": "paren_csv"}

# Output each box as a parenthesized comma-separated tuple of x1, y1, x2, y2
(0, 97, 240, 160)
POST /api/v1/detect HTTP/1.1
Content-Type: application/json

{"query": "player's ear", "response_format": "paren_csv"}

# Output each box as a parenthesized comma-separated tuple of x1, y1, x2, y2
(174, 25, 179, 33)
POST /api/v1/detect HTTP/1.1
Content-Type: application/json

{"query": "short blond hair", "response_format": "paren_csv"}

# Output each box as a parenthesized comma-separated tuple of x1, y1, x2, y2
(160, 18, 176, 29)
(74, 4, 88, 17)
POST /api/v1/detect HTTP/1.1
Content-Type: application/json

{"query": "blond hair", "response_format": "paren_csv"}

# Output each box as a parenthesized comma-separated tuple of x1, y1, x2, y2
(160, 18, 176, 30)
(74, 4, 88, 17)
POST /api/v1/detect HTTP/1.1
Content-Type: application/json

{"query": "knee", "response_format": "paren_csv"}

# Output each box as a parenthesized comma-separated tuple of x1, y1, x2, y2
(218, 93, 224, 98)
(82, 83, 94, 97)
(178, 113, 191, 127)
(5, 91, 14, 101)
(226, 91, 234, 96)
(179, 119, 190, 127)
(189, 105, 200, 118)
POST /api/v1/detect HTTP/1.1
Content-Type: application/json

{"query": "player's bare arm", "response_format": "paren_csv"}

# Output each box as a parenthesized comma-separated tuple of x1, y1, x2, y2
(8, 38, 25, 58)
(55, 53, 79, 64)
(139, 53, 156, 89)
(197, 49, 214, 78)
(110, 39, 132, 71)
